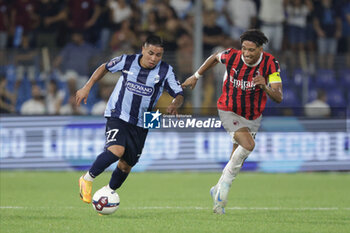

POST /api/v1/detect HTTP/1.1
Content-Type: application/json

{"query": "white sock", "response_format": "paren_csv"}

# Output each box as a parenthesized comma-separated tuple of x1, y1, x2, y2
(83, 172, 94, 182)
(216, 146, 252, 206)
(220, 146, 252, 185)
(215, 160, 232, 190)
(106, 184, 114, 192)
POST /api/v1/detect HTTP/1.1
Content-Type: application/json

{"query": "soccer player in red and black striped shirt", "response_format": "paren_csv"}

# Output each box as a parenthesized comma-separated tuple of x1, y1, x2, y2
(182, 29, 283, 214)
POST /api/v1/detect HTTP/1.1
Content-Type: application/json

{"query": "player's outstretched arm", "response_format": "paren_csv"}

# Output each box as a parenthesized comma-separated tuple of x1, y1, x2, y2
(182, 52, 220, 90)
(167, 95, 184, 115)
(181, 75, 198, 90)
(76, 63, 109, 106)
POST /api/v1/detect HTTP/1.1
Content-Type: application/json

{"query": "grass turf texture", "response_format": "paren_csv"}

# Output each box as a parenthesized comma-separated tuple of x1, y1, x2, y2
(1, 172, 349, 233)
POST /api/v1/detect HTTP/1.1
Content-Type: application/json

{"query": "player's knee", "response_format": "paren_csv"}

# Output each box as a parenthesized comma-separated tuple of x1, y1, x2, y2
(107, 145, 125, 158)
(118, 159, 132, 173)
(241, 140, 255, 152)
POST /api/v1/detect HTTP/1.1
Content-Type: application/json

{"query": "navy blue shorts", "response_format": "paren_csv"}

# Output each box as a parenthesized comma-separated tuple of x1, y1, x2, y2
(104, 117, 148, 167)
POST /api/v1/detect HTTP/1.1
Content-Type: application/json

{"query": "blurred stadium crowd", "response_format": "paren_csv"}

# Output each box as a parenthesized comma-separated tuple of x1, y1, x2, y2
(0, 0, 349, 116)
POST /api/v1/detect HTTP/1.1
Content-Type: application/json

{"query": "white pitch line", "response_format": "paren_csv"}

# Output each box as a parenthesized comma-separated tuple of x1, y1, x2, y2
(125, 206, 347, 211)
(0, 206, 349, 211)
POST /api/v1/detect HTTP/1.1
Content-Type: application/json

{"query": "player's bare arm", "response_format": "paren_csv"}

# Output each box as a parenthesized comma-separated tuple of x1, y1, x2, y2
(181, 52, 220, 90)
(167, 95, 184, 115)
(253, 75, 283, 103)
(76, 63, 109, 106)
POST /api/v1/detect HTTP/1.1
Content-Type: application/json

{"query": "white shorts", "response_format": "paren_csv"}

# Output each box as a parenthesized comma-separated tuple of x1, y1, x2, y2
(218, 109, 262, 144)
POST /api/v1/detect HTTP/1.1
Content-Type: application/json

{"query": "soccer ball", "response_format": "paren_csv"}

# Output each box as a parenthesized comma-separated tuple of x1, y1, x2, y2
(92, 186, 120, 215)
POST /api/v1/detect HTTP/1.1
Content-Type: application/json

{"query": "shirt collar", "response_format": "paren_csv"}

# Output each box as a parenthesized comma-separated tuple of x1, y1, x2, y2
(241, 52, 263, 67)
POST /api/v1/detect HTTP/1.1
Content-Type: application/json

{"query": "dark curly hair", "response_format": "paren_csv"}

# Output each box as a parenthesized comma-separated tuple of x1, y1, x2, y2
(240, 29, 268, 47)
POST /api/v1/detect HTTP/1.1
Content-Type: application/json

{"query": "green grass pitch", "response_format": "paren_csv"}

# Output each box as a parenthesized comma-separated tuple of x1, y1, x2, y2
(1, 171, 349, 233)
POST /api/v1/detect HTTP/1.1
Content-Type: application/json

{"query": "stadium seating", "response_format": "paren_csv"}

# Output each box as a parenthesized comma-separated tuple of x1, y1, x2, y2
(326, 89, 346, 107)
(265, 87, 302, 116)
(307, 87, 318, 102)
(326, 89, 347, 117)
(280, 70, 294, 88)
(291, 68, 309, 88)
(282, 87, 301, 107)
(338, 69, 350, 87)
(314, 69, 337, 88)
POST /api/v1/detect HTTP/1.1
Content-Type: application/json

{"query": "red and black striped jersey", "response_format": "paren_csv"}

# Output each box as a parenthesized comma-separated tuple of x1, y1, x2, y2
(217, 48, 281, 120)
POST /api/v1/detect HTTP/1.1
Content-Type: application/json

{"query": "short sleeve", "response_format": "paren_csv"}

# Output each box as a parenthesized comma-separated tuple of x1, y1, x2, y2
(164, 66, 183, 98)
(216, 48, 232, 65)
(105, 55, 126, 73)
(268, 58, 282, 84)
(269, 58, 281, 74)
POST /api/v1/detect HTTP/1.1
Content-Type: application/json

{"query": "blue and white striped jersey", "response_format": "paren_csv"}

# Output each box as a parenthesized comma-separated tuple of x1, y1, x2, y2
(104, 54, 183, 127)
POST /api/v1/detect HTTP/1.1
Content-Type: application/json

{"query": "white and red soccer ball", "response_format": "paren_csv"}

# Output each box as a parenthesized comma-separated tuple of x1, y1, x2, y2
(92, 186, 120, 215)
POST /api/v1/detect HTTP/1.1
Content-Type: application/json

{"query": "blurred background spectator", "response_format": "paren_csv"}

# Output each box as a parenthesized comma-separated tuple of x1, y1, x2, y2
(91, 82, 113, 116)
(285, 0, 312, 71)
(10, 0, 38, 48)
(202, 10, 223, 56)
(14, 33, 38, 86)
(224, 0, 257, 48)
(109, 19, 137, 55)
(45, 79, 64, 115)
(313, 0, 342, 69)
(35, 0, 66, 48)
(60, 94, 87, 115)
(20, 83, 45, 115)
(0, 0, 347, 117)
(53, 31, 97, 88)
(343, 0, 350, 67)
(304, 89, 331, 117)
(169, 0, 192, 20)
(109, 0, 132, 27)
(0, 0, 9, 49)
(0, 75, 16, 113)
(258, 0, 286, 56)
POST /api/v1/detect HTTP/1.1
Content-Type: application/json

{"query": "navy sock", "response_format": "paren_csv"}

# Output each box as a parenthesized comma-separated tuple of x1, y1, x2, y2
(89, 150, 119, 178)
(109, 166, 129, 190)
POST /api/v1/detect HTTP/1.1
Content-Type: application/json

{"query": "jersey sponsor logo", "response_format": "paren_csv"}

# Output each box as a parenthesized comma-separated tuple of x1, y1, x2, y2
(126, 80, 154, 96)
(229, 77, 256, 91)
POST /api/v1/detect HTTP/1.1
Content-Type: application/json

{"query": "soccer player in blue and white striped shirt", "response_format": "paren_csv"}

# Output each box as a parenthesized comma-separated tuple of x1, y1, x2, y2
(76, 35, 184, 204)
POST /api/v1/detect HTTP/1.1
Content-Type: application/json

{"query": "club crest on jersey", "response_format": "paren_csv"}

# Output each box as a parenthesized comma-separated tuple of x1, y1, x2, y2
(154, 75, 160, 83)
(126, 81, 154, 96)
